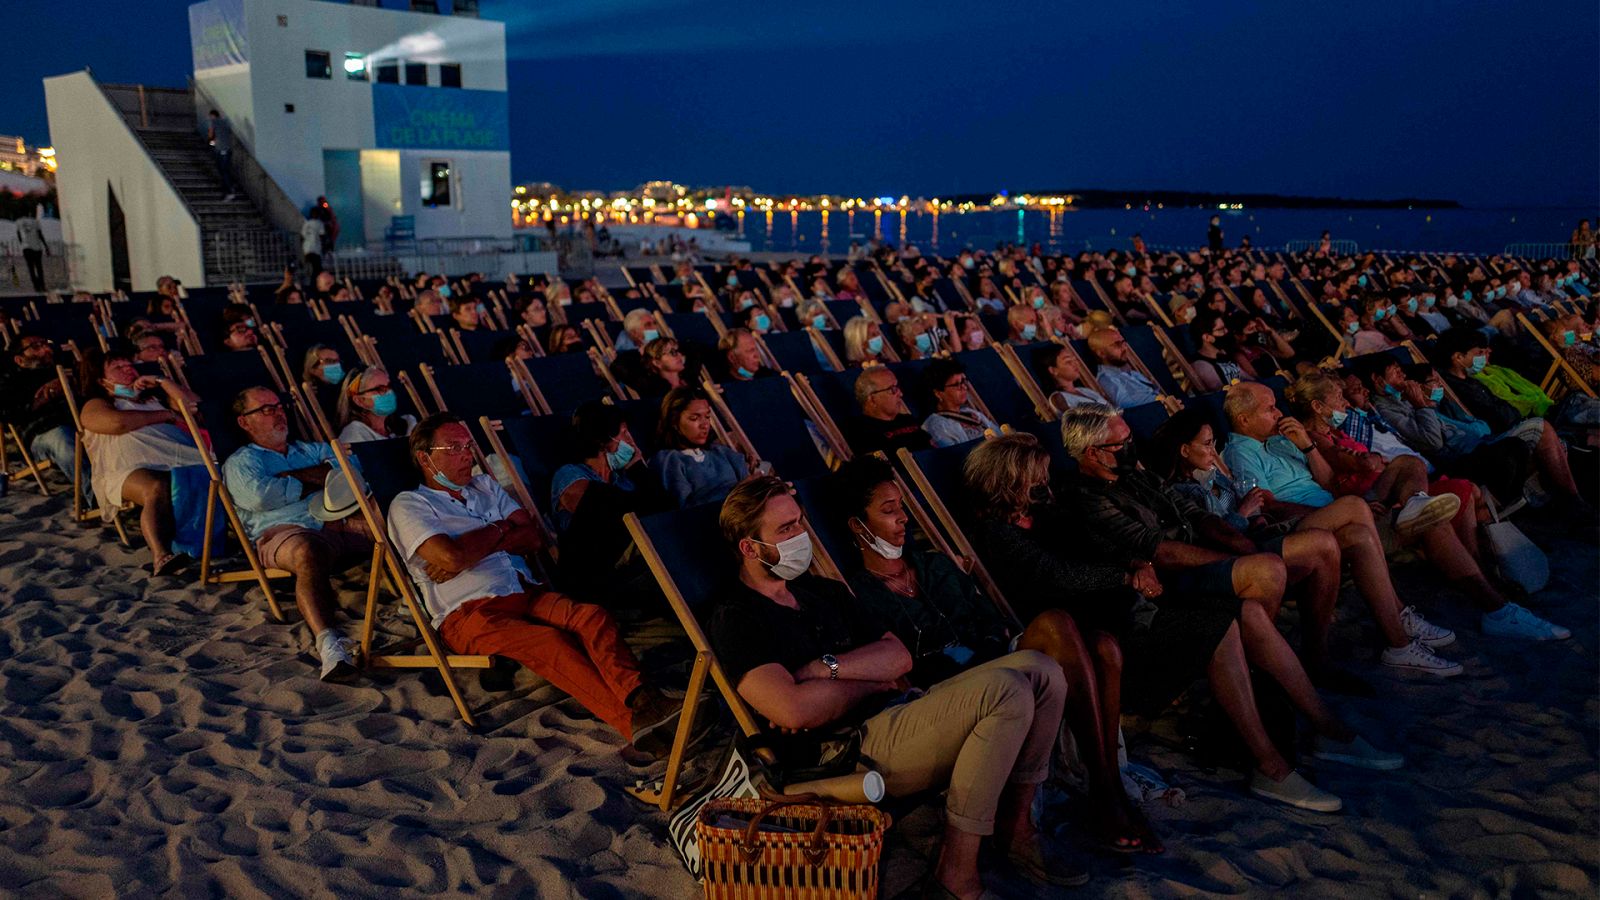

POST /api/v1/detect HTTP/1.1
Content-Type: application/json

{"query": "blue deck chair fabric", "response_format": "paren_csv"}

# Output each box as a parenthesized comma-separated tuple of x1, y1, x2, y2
(616, 293, 656, 316)
(632, 502, 726, 614)
(274, 318, 360, 366)
(1122, 400, 1172, 445)
(185, 353, 284, 412)
(1071, 280, 1109, 314)
(368, 330, 450, 372)
(762, 330, 826, 376)
(426, 361, 531, 428)
(613, 397, 663, 460)
(1121, 325, 1185, 396)
(954, 348, 1035, 427)
(932, 279, 969, 312)
(352, 437, 417, 513)
(1016, 420, 1080, 476)
(496, 415, 572, 520)
(561, 301, 612, 323)
(790, 475, 857, 572)
(523, 353, 610, 417)
(653, 284, 690, 311)
(899, 442, 984, 535)
(718, 377, 829, 480)
(454, 328, 516, 364)
(824, 300, 864, 327)
(663, 312, 721, 350)
(979, 312, 1009, 341)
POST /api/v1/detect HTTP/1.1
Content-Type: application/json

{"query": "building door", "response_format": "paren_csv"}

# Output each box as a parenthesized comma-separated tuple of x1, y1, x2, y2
(322, 150, 365, 251)
(107, 183, 131, 294)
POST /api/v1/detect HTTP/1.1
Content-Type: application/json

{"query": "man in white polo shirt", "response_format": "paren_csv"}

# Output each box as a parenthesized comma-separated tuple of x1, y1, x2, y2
(387, 414, 680, 753)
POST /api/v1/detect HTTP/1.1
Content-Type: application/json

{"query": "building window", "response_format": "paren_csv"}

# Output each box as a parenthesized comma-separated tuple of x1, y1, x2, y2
(305, 50, 332, 79)
(422, 161, 453, 208)
(439, 63, 462, 88)
(405, 62, 429, 86)
(375, 60, 399, 84)
(344, 53, 367, 81)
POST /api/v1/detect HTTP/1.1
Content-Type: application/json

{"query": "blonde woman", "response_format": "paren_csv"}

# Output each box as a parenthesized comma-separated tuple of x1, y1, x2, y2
(842, 315, 886, 367)
(336, 365, 416, 443)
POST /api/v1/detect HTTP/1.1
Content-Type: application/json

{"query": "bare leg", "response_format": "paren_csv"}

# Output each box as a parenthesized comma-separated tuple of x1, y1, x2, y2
(1294, 497, 1409, 648)
(933, 827, 984, 899)
(1372, 454, 1430, 505)
(1278, 529, 1341, 669)
(1206, 621, 1293, 780)
(1534, 420, 1581, 497)
(120, 468, 174, 562)
(1018, 611, 1144, 849)
(1235, 601, 1353, 742)
(1229, 552, 1287, 619)
(1413, 522, 1507, 613)
(277, 533, 341, 636)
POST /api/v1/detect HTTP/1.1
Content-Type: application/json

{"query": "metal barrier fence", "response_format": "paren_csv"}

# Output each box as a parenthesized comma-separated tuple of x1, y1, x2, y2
(1284, 239, 1359, 255)
(1505, 242, 1596, 260)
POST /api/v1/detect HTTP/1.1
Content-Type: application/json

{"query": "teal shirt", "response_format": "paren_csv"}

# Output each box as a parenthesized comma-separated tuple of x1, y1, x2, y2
(222, 440, 337, 540)
(1221, 432, 1334, 507)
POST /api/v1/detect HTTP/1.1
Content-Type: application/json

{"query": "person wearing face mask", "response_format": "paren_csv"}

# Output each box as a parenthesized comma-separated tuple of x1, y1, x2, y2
(77, 346, 206, 576)
(920, 359, 999, 448)
(1004, 304, 1042, 346)
(1542, 313, 1600, 390)
(972, 432, 1400, 816)
(223, 386, 377, 680)
(709, 475, 1083, 896)
(220, 307, 261, 352)
(651, 387, 750, 508)
(739, 304, 774, 337)
(895, 315, 940, 361)
(838, 457, 1157, 855)
(388, 414, 685, 756)
(842, 316, 887, 367)
(299, 344, 345, 427)
(550, 401, 666, 606)
(336, 365, 416, 443)
(3, 330, 94, 506)
(715, 327, 774, 383)
(846, 367, 933, 456)
(1187, 312, 1250, 392)
(955, 316, 989, 352)
(545, 324, 586, 355)
(448, 295, 490, 331)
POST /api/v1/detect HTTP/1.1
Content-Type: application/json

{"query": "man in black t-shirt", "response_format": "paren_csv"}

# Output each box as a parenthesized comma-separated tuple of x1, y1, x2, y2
(845, 367, 932, 456)
(707, 477, 1082, 895)
(1, 331, 88, 502)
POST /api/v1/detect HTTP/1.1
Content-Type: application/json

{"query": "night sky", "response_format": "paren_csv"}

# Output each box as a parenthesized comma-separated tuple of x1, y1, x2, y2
(8, 0, 1596, 206)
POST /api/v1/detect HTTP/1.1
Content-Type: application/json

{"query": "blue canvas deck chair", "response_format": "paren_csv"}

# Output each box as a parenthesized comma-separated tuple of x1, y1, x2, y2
(327, 436, 490, 727)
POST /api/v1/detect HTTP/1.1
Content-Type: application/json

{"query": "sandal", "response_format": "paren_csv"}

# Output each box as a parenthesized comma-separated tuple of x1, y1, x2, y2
(152, 553, 192, 577)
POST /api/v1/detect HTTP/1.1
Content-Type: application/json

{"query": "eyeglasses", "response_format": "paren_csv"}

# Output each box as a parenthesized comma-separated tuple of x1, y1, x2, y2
(1092, 440, 1127, 452)
(869, 384, 903, 397)
(239, 402, 284, 417)
(940, 378, 969, 390)
(428, 442, 475, 454)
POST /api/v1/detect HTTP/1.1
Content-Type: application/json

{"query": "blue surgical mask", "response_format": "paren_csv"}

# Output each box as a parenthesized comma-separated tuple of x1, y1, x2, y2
(727, 274, 740, 287)
(438, 285, 452, 298)
(1562, 330, 1577, 347)
(321, 362, 344, 385)
(1423, 295, 1436, 308)
(477, 303, 489, 318)
(1384, 385, 1401, 398)
(371, 390, 398, 416)
(606, 439, 635, 471)
(1358, 275, 1369, 287)
(1124, 266, 1137, 277)
(754, 314, 771, 331)
(1372, 307, 1386, 321)
(811, 314, 828, 329)
(642, 328, 660, 343)
(1469, 354, 1487, 374)
(111, 383, 138, 399)
(867, 336, 884, 354)
(1020, 323, 1038, 340)
(736, 366, 756, 379)
(244, 318, 257, 328)
(1428, 386, 1445, 402)
(1031, 295, 1046, 309)
(962, 257, 975, 269)
(1346, 321, 1360, 334)
(738, 297, 755, 311)
(1329, 408, 1348, 427)
(1405, 299, 1418, 313)
(914, 332, 933, 354)
(1462, 290, 1473, 302)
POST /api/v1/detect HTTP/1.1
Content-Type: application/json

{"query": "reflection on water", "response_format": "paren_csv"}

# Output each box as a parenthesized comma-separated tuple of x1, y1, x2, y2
(739, 207, 1595, 255)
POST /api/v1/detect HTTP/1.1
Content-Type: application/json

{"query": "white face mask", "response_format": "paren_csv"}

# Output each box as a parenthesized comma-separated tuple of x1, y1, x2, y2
(854, 519, 903, 560)
(753, 532, 813, 580)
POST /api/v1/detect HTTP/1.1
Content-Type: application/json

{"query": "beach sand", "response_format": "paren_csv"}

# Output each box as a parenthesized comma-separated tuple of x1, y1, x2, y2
(0, 483, 1594, 899)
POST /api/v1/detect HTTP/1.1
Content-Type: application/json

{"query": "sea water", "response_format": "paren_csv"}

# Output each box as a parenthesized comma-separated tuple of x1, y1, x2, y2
(734, 206, 1597, 256)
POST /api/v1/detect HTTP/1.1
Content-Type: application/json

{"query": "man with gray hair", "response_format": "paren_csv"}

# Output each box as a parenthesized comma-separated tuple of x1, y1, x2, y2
(1058, 404, 1305, 639)
(845, 367, 931, 456)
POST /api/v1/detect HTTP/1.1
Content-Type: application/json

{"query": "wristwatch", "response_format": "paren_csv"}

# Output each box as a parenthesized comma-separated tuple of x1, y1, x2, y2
(821, 653, 840, 680)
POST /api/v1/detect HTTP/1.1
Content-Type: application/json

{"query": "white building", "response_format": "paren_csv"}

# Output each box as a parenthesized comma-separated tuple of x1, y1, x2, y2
(191, 0, 511, 246)
(45, 0, 514, 291)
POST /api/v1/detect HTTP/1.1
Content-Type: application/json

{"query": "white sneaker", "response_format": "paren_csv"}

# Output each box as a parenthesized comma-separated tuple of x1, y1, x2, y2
(1312, 734, 1405, 771)
(318, 632, 359, 682)
(1482, 603, 1571, 641)
(1249, 770, 1343, 813)
(1398, 605, 1455, 648)
(1381, 638, 1464, 677)
(1393, 492, 1460, 539)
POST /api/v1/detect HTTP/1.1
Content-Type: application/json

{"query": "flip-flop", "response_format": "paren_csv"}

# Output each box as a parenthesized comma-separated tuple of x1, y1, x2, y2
(153, 553, 193, 577)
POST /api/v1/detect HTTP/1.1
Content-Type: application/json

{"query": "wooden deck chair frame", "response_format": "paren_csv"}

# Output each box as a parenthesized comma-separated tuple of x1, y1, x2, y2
(894, 444, 1018, 625)
(805, 326, 845, 371)
(173, 402, 293, 621)
(1516, 313, 1596, 398)
(56, 365, 134, 545)
(514, 324, 549, 358)
(1150, 323, 1205, 394)
(994, 342, 1056, 421)
(789, 372, 854, 462)
(325, 438, 489, 728)
(4, 422, 52, 494)
(624, 508, 846, 811)
(475, 416, 562, 559)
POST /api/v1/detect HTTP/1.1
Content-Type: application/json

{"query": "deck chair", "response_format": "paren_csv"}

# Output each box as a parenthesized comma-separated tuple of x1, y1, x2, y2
(477, 413, 569, 543)
(893, 443, 1018, 624)
(327, 437, 490, 727)
(758, 329, 827, 376)
(711, 376, 831, 479)
(175, 398, 293, 621)
(1517, 313, 1597, 399)
(625, 501, 843, 810)
(54, 366, 133, 544)
(522, 351, 617, 416)
(451, 328, 517, 364)
(2, 420, 52, 495)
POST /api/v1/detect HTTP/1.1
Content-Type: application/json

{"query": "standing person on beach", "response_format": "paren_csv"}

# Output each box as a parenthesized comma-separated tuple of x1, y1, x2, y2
(1208, 215, 1224, 253)
(223, 386, 375, 681)
(387, 414, 683, 755)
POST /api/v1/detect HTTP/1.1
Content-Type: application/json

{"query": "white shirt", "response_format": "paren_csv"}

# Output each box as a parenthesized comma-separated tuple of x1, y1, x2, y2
(387, 474, 536, 627)
(301, 218, 325, 255)
(338, 414, 416, 445)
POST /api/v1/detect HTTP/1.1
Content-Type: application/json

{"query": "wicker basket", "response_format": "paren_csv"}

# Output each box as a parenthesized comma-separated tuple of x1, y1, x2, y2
(696, 797, 892, 899)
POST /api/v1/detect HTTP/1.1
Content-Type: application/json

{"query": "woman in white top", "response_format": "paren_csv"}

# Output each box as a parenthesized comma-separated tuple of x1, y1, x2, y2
(336, 365, 416, 444)
(921, 358, 999, 447)
(1038, 344, 1111, 415)
(77, 347, 204, 574)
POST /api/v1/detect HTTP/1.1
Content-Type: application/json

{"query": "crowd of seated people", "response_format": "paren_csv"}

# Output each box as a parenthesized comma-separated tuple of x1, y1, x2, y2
(2, 243, 1594, 897)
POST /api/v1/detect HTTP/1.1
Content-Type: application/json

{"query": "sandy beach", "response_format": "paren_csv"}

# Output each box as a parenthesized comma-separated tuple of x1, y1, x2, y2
(0, 481, 1594, 899)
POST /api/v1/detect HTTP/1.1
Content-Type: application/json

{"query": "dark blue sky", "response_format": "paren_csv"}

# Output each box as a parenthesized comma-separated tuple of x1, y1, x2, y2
(10, 0, 1597, 206)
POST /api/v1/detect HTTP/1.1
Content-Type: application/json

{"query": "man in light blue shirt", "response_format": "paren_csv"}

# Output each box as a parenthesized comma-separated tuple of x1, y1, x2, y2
(223, 386, 373, 680)
(1087, 327, 1161, 409)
